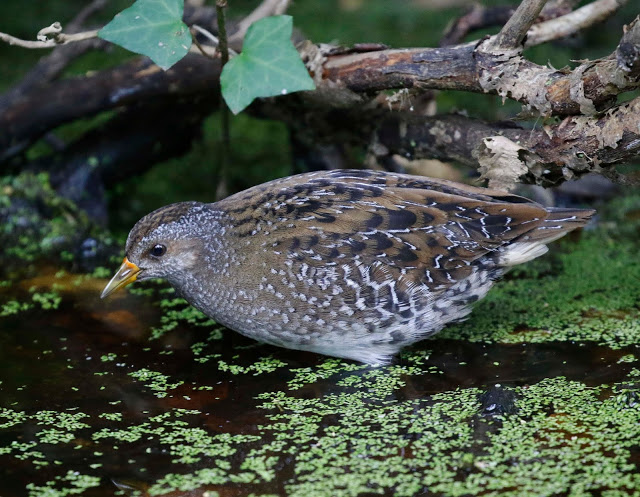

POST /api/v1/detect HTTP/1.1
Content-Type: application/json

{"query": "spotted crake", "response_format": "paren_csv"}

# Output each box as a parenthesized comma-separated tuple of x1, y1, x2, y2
(102, 169, 594, 364)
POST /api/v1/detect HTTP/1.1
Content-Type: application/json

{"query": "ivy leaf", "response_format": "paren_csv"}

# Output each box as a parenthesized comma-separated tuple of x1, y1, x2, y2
(98, 0, 191, 70)
(221, 16, 315, 114)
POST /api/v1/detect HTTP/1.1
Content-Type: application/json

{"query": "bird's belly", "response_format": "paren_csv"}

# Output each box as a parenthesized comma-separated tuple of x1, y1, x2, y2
(179, 265, 501, 364)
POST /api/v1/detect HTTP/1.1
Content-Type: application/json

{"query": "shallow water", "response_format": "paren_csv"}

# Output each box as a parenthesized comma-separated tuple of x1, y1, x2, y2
(1, 195, 640, 496)
(1, 270, 639, 496)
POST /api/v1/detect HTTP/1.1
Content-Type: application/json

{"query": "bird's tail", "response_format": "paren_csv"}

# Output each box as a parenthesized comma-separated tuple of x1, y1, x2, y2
(497, 207, 594, 267)
(525, 207, 595, 244)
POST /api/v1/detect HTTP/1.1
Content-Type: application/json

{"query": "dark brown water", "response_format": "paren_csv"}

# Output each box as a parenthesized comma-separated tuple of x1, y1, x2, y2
(1, 268, 639, 496)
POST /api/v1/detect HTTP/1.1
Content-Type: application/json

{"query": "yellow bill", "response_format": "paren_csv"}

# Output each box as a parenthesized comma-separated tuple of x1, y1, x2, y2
(101, 257, 141, 299)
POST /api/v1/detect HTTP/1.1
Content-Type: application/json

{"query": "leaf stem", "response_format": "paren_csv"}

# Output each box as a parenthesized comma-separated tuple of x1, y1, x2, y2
(216, 0, 231, 200)
(216, 0, 230, 65)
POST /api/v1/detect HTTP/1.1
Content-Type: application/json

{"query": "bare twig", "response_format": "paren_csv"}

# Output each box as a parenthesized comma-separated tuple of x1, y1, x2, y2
(229, 0, 292, 44)
(0, 0, 109, 111)
(191, 28, 217, 59)
(526, 0, 627, 47)
(440, 5, 516, 47)
(66, 0, 109, 32)
(192, 24, 221, 47)
(488, 0, 548, 50)
(0, 23, 98, 49)
(440, 0, 581, 47)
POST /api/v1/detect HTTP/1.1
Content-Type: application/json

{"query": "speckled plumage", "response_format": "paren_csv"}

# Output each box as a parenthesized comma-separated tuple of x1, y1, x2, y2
(116, 169, 594, 364)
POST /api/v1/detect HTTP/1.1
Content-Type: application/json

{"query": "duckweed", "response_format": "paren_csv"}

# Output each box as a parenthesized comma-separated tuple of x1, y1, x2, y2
(441, 233, 640, 348)
(128, 369, 184, 398)
(0, 189, 638, 495)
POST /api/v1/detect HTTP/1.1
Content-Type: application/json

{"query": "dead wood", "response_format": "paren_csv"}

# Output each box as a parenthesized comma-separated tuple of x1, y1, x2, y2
(0, 0, 638, 205)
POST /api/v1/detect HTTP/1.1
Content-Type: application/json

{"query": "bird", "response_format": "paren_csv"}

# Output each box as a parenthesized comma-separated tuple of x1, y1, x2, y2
(101, 169, 594, 365)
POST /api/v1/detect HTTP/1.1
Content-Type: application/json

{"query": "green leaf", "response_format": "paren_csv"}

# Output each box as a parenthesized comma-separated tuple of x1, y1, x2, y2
(221, 16, 316, 114)
(98, 0, 191, 70)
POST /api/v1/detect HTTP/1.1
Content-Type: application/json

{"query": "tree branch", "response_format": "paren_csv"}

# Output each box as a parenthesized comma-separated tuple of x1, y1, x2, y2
(229, 0, 291, 45)
(315, 11, 640, 116)
(0, 23, 98, 49)
(0, 55, 222, 161)
(525, 0, 627, 47)
(370, 97, 640, 189)
(487, 0, 548, 50)
(440, 5, 516, 47)
(0, 0, 637, 192)
(440, 0, 580, 47)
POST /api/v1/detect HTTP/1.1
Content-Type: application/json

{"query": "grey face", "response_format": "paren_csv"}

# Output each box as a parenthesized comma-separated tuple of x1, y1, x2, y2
(126, 219, 205, 282)
(101, 202, 215, 299)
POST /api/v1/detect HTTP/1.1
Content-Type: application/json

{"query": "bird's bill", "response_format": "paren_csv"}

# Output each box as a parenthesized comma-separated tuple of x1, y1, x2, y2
(100, 257, 141, 299)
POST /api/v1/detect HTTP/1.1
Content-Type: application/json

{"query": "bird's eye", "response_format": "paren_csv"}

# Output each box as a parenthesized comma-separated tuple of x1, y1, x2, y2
(150, 244, 166, 257)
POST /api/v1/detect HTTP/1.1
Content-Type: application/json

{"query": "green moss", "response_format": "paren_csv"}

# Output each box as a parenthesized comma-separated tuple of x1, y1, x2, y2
(0, 173, 95, 266)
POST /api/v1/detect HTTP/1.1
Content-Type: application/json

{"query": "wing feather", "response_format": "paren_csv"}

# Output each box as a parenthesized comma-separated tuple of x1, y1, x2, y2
(217, 170, 555, 294)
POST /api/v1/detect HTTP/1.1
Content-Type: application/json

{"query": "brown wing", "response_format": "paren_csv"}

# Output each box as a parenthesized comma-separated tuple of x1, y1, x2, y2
(215, 169, 551, 295)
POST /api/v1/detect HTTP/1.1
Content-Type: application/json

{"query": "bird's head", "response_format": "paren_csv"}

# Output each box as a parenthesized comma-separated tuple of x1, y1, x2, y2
(101, 201, 213, 298)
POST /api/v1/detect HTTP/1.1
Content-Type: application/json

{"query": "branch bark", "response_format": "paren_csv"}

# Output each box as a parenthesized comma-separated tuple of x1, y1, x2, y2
(0, 54, 222, 161)
(370, 96, 640, 189)
(316, 11, 639, 116)
(0, 0, 637, 195)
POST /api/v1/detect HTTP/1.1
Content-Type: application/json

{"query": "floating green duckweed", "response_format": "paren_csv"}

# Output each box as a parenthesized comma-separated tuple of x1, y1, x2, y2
(128, 369, 184, 398)
(150, 296, 220, 340)
(288, 358, 367, 390)
(0, 189, 638, 495)
(26, 470, 100, 497)
(217, 355, 288, 375)
(1, 357, 640, 495)
(0, 299, 32, 316)
(0, 408, 26, 429)
(31, 291, 62, 310)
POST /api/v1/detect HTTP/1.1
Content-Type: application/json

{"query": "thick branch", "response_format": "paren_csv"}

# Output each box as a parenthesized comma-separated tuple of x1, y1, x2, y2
(371, 97, 640, 188)
(0, 54, 222, 161)
(317, 12, 639, 116)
